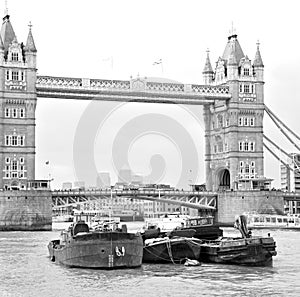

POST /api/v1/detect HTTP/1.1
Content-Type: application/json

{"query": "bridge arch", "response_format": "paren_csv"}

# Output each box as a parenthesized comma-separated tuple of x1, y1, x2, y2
(215, 168, 230, 191)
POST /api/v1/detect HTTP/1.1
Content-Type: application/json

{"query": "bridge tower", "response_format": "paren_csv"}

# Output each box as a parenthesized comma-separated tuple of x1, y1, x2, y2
(0, 14, 37, 190)
(203, 33, 265, 191)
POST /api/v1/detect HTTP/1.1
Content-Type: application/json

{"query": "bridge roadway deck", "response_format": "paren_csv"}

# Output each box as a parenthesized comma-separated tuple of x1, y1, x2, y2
(51, 189, 218, 210)
(36, 76, 231, 104)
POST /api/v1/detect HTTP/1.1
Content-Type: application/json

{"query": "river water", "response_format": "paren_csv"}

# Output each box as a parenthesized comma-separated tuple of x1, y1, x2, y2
(0, 222, 299, 297)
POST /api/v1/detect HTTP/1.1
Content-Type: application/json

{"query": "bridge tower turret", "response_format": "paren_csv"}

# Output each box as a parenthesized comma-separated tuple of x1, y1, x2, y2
(202, 49, 214, 85)
(204, 33, 266, 191)
(0, 13, 37, 190)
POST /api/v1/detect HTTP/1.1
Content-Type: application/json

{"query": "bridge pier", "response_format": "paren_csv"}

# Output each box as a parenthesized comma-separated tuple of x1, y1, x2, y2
(216, 190, 284, 225)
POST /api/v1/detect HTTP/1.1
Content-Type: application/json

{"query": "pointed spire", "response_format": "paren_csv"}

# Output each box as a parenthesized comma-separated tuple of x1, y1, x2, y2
(25, 22, 37, 52)
(203, 49, 213, 73)
(0, 13, 17, 52)
(253, 40, 264, 67)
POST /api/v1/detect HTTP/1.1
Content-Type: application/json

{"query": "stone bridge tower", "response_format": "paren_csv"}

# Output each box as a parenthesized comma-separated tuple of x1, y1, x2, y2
(203, 34, 265, 191)
(0, 14, 37, 190)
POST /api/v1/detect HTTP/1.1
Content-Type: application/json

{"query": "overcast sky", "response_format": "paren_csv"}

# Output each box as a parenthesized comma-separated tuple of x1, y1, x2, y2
(6, 0, 300, 189)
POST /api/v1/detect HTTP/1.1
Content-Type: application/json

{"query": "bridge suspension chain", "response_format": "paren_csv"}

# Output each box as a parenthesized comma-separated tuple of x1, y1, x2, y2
(265, 105, 300, 151)
(264, 105, 300, 176)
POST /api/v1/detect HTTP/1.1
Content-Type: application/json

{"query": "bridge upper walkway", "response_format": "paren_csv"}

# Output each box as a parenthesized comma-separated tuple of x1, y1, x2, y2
(36, 76, 231, 104)
(51, 189, 218, 210)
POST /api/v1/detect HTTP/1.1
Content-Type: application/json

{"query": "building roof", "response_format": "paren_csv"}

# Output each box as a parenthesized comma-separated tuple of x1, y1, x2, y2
(0, 15, 16, 53)
(222, 34, 245, 65)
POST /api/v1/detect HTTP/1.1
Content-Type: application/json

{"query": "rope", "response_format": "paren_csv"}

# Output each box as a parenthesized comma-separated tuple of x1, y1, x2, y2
(166, 237, 175, 264)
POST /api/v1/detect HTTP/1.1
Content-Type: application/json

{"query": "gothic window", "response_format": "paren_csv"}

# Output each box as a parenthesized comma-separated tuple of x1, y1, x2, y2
(244, 84, 250, 93)
(11, 136, 18, 146)
(244, 117, 249, 126)
(251, 84, 254, 93)
(243, 68, 250, 76)
(12, 160, 18, 171)
(12, 108, 17, 118)
(12, 52, 19, 62)
(239, 117, 243, 126)
(244, 142, 249, 151)
(20, 157, 24, 164)
(6, 70, 9, 80)
(239, 84, 243, 93)
(239, 142, 243, 151)
(5, 135, 10, 146)
(5, 108, 10, 118)
(19, 108, 25, 118)
(245, 164, 250, 174)
(12, 71, 19, 81)
(250, 142, 255, 151)
(240, 161, 244, 167)
(250, 117, 255, 126)
(21, 72, 24, 81)
(5, 157, 10, 164)
(18, 136, 25, 146)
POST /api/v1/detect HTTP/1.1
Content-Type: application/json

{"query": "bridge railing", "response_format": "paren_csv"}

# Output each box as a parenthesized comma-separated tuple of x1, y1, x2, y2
(36, 76, 231, 98)
(51, 189, 218, 196)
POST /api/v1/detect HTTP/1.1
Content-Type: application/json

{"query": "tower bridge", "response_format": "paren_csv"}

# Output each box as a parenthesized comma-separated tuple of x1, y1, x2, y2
(0, 12, 299, 225)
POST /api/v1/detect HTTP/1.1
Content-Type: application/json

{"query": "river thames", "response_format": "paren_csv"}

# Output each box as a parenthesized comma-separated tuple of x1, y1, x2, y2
(0, 223, 299, 297)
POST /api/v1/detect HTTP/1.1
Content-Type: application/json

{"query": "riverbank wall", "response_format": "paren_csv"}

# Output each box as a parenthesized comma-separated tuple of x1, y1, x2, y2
(0, 190, 52, 231)
(216, 190, 285, 226)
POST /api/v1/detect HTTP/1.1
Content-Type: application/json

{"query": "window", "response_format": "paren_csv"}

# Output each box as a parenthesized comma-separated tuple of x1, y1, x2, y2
(5, 135, 10, 146)
(12, 52, 18, 62)
(19, 108, 25, 118)
(11, 136, 18, 146)
(225, 118, 229, 127)
(18, 136, 25, 146)
(243, 68, 250, 76)
(6, 70, 9, 80)
(21, 72, 24, 81)
(12, 161, 17, 171)
(251, 85, 254, 93)
(5, 157, 10, 164)
(244, 84, 250, 93)
(251, 161, 255, 167)
(245, 164, 250, 174)
(5, 108, 10, 118)
(12, 108, 17, 118)
(218, 115, 223, 128)
(250, 117, 255, 126)
(239, 142, 243, 151)
(244, 142, 249, 151)
(12, 172, 18, 178)
(240, 161, 244, 167)
(20, 157, 24, 164)
(250, 142, 255, 151)
(12, 71, 19, 81)
(239, 84, 243, 93)
(244, 117, 249, 126)
(239, 117, 243, 126)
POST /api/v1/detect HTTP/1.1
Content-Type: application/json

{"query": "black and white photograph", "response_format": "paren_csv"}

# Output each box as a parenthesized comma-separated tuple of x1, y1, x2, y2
(0, 0, 300, 296)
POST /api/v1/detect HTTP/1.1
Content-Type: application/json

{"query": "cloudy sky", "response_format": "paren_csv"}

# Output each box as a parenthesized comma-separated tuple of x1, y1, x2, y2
(6, 0, 300, 189)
